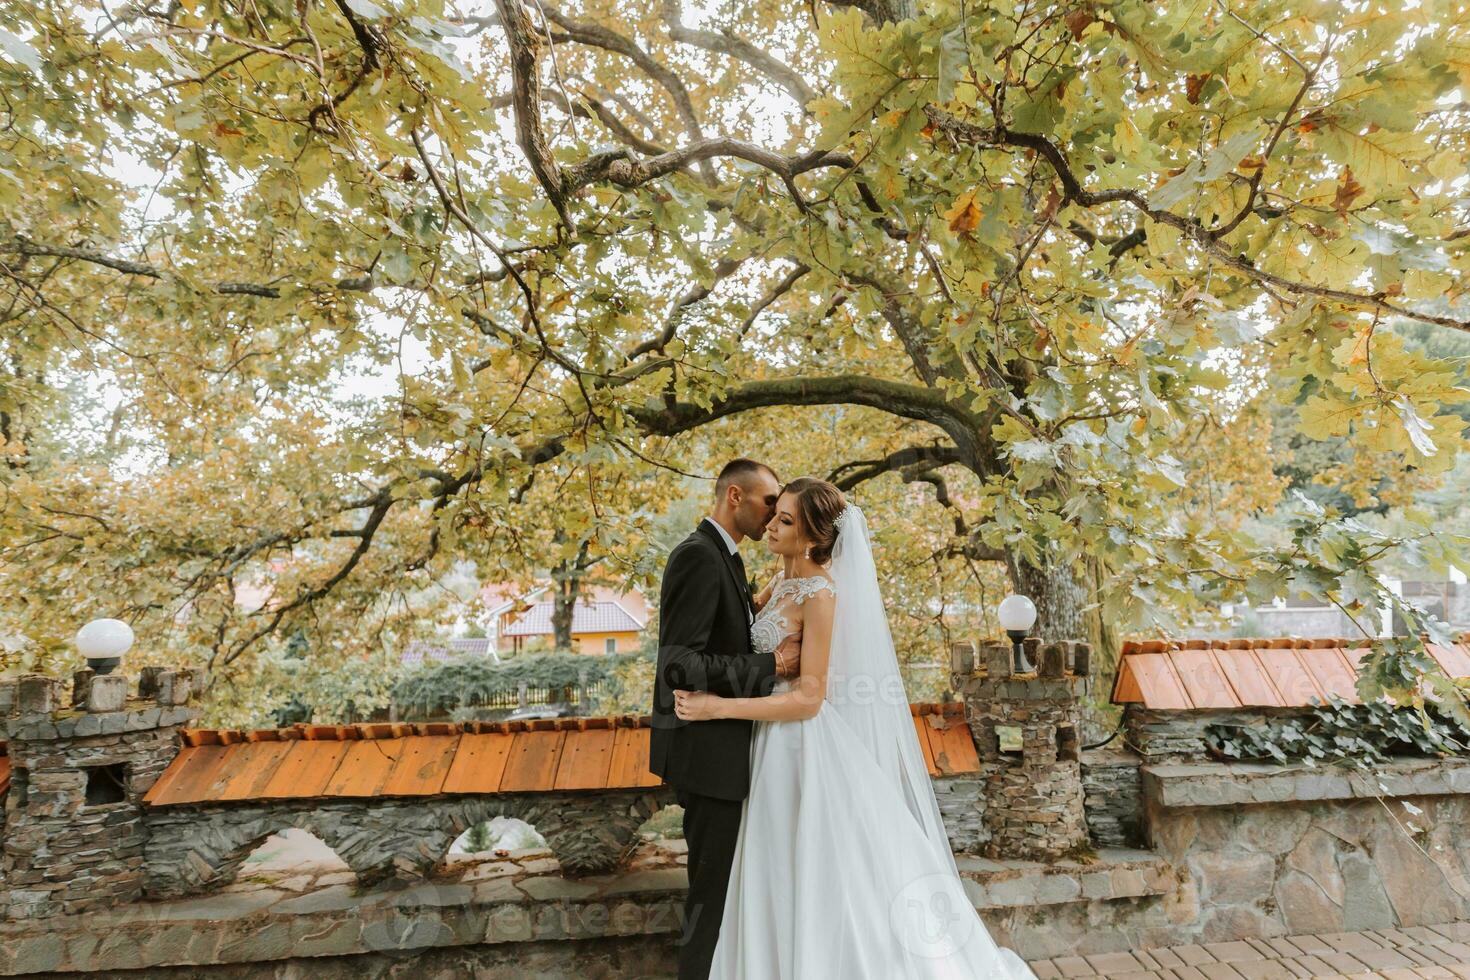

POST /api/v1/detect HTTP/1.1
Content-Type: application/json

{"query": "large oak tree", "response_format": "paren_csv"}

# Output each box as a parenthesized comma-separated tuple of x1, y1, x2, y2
(3, 0, 1468, 717)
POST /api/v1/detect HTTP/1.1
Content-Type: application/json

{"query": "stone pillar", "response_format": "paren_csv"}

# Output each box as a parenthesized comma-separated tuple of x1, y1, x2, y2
(0, 667, 199, 919)
(955, 639, 1091, 860)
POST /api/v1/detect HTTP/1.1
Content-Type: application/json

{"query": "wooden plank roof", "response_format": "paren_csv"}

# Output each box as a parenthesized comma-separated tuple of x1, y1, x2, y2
(143, 703, 980, 807)
(1111, 637, 1470, 710)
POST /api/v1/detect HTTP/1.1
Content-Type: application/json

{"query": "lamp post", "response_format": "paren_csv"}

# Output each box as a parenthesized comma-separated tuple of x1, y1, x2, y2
(75, 618, 135, 676)
(997, 595, 1037, 674)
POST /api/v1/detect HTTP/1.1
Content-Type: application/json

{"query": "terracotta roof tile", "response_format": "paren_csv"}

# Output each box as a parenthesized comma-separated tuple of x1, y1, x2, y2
(1111, 637, 1470, 710)
(440, 732, 514, 794)
(553, 728, 616, 790)
(499, 731, 567, 792)
(143, 745, 233, 807)
(259, 741, 352, 799)
(145, 702, 978, 807)
(381, 734, 458, 796)
(323, 738, 407, 797)
(214, 741, 295, 801)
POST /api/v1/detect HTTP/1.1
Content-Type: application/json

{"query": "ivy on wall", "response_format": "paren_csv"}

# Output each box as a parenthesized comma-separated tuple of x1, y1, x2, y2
(1206, 696, 1470, 768)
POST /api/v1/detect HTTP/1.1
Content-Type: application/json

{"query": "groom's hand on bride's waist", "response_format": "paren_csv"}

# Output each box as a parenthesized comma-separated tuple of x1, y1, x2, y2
(775, 635, 802, 679)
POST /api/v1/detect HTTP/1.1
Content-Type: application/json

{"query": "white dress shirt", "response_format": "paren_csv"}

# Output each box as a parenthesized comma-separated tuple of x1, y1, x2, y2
(703, 516, 740, 555)
(703, 517, 752, 623)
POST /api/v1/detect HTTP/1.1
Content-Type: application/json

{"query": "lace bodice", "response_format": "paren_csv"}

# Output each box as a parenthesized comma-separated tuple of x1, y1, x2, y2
(750, 575, 836, 655)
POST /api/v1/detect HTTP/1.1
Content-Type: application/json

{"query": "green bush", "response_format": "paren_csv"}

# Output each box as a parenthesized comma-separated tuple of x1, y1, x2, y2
(392, 651, 629, 716)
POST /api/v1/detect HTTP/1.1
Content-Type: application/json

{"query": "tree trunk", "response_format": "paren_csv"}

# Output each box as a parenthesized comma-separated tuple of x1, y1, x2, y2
(550, 572, 579, 651)
(1004, 552, 1121, 742)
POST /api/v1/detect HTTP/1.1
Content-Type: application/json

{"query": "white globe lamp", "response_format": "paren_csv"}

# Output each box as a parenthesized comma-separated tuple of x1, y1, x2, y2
(76, 619, 134, 676)
(997, 595, 1038, 674)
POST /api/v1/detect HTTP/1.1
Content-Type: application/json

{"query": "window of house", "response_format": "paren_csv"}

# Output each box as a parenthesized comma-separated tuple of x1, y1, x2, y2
(604, 637, 617, 655)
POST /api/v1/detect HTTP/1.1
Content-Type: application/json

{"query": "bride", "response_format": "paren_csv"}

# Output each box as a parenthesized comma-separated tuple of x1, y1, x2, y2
(674, 477, 1036, 979)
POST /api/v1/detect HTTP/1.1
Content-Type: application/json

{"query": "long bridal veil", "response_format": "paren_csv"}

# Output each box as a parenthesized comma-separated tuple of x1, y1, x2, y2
(827, 505, 954, 860)
(827, 505, 1035, 975)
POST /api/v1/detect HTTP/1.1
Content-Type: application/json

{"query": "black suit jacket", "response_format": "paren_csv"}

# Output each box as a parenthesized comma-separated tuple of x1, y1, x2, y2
(648, 521, 779, 800)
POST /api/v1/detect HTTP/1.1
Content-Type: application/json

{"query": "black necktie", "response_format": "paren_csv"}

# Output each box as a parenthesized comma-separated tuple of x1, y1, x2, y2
(728, 549, 753, 616)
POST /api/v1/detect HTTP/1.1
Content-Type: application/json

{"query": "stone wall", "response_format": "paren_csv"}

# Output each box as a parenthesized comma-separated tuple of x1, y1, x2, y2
(143, 789, 672, 898)
(1143, 760, 1470, 941)
(1124, 706, 1303, 762)
(956, 640, 1092, 859)
(933, 773, 987, 853)
(146, 774, 986, 899)
(975, 757, 1470, 960)
(1, 669, 197, 919)
(0, 842, 1176, 974)
(1080, 749, 1144, 848)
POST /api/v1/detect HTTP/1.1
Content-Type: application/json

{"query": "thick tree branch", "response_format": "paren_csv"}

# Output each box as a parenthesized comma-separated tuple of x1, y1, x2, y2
(490, 88, 671, 156)
(495, 0, 853, 219)
(828, 444, 965, 490)
(847, 269, 947, 385)
(568, 139, 853, 207)
(628, 375, 986, 453)
(495, 0, 572, 227)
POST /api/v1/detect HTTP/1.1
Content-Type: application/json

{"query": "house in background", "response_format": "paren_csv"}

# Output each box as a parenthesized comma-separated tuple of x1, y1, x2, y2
(491, 584, 649, 655)
(1219, 571, 1470, 639)
(399, 637, 501, 669)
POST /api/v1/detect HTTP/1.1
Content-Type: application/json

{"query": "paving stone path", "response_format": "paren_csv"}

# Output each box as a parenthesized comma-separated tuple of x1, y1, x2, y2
(1029, 924, 1470, 980)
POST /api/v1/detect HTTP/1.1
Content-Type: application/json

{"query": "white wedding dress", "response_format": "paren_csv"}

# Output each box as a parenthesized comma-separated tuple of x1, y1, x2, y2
(707, 506, 1036, 979)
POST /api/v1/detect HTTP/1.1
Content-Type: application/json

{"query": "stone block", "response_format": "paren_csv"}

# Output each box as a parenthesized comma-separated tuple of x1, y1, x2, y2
(984, 641, 1013, 680)
(137, 666, 165, 697)
(158, 706, 197, 727)
(1072, 642, 1092, 676)
(86, 675, 127, 713)
(177, 667, 205, 700)
(123, 708, 163, 732)
(951, 641, 976, 675)
(17, 674, 57, 715)
(480, 904, 531, 944)
(71, 669, 95, 707)
(1035, 873, 1082, 904)
(1039, 642, 1067, 678)
(155, 670, 191, 707)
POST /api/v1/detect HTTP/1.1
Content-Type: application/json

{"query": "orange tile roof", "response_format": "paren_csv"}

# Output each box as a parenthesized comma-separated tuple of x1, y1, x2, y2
(1111, 637, 1470, 710)
(143, 703, 979, 807)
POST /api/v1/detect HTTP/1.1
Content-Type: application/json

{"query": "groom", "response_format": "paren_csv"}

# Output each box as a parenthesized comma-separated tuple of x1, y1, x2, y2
(650, 458, 801, 980)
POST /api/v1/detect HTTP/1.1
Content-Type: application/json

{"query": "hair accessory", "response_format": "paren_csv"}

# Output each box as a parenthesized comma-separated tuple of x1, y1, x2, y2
(833, 505, 852, 532)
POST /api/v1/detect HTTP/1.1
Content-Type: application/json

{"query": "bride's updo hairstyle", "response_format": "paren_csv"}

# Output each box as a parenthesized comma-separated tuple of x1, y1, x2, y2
(782, 477, 847, 565)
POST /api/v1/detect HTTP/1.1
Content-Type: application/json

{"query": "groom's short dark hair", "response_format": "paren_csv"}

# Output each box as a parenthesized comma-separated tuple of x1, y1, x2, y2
(714, 458, 778, 498)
